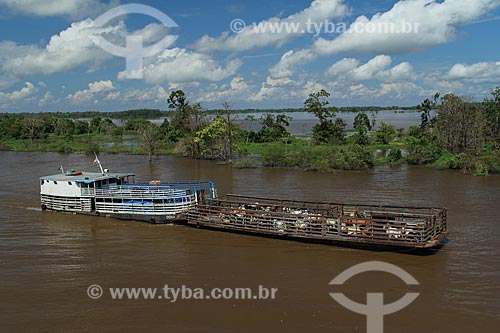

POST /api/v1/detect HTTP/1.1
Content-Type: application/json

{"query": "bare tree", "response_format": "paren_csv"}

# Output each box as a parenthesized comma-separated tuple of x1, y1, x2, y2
(138, 122, 161, 161)
(24, 114, 44, 142)
(437, 94, 485, 155)
(222, 101, 236, 162)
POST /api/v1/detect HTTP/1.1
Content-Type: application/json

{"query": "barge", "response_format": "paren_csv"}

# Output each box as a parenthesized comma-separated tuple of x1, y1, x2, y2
(187, 194, 448, 250)
(40, 157, 217, 223)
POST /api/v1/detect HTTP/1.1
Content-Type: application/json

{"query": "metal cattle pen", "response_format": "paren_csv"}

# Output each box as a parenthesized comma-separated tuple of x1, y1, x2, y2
(187, 194, 448, 250)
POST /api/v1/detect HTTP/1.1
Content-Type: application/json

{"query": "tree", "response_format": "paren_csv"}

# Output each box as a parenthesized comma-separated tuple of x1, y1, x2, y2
(222, 102, 236, 162)
(138, 122, 161, 161)
(244, 115, 256, 143)
(159, 118, 181, 143)
(254, 113, 292, 143)
(124, 118, 149, 131)
(167, 90, 207, 158)
(168, 90, 190, 134)
(483, 87, 500, 145)
(23, 114, 49, 142)
(312, 118, 346, 145)
(74, 120, 89, 135)
(99, 118, 117, 135)
(90, 116, 102, 133)
(417, 93, 440, 128)
(51, 116, 75, 138)
(373, 122, 396, 144)
(304, 89, 336, 123)
(304, 89, 345, 144)
(436, 94, 484, 155)
(194, 117, 230, 159)
(352, 112, 372, 145)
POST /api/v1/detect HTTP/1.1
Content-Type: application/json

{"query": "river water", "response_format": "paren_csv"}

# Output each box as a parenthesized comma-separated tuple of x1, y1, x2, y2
(124, 110, 422, 135)
(1, 151, 499, 332)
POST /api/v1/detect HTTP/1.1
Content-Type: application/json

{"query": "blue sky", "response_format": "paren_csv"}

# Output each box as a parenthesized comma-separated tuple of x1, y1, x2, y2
(0, 0, 499, 112)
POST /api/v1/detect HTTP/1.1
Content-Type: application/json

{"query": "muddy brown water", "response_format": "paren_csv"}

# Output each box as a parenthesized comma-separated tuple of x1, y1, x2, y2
(0, 151, 499, 332)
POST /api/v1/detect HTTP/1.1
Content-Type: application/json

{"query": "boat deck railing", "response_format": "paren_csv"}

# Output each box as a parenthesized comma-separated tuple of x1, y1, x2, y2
(81, 181, 217, 199)
(187, 195, 447, 249)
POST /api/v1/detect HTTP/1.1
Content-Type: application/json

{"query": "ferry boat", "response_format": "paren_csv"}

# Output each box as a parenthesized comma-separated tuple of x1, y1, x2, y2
(40, 155, 217, 223)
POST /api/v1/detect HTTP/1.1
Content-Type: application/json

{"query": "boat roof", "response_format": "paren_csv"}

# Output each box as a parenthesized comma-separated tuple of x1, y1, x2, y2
(40, 172, 135, 182)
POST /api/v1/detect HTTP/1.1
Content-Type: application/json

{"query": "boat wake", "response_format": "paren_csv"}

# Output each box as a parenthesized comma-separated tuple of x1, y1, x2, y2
(0, 205, 41, 211)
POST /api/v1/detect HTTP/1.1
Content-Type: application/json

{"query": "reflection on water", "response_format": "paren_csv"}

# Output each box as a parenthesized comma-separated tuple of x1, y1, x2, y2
(0, 151, 499, 332)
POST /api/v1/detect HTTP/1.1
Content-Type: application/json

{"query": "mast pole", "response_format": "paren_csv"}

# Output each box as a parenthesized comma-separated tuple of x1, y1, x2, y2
(93, 152, 105, 175)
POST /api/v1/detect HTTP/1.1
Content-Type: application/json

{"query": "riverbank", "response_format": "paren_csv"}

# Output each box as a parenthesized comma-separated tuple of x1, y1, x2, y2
(2, 134, 498, 176)
(0, 133, 174, 155)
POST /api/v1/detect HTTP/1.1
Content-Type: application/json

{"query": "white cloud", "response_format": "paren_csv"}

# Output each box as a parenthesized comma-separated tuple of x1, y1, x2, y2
(249, 76, 298, 102)
(269, 49, 317, 78)
(303, 81, 327, 96)
(326, 58, 360, 77)
(66, 80, 114, 105)
(350, 55, 392, 81)
(349, 84, 377, 97)
(197, 76, 251, 103)
(0, 0, 119, 19)
(104, 91, 121, 101)
(326, 55, 417, 83)
(122, 48, 242, 84)
(121, 86, 170, 104)
(0, 82, 37, 108)
(38, 91, 55, 107)
(447, 61, 500, 83)
(6, 82, 37, 101)
(10, 82, 36, 101)
(377, 62, 416, 82)
(193, 0, 348, 52)
(425, 78, 465, 93)
(0, 17, 186, 87)
(89, 80, 114, 93)
(314, 0, 500, 55)
(0, 19, 120, 78)
(377, 82, 429, 98)
(131, 23, 170, 44)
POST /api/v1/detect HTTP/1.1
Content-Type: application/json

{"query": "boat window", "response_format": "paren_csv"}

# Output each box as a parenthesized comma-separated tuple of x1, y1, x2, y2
(41, 180, 44, 185)
(68, 182, 72, 185)
(54, 181, 58, 185)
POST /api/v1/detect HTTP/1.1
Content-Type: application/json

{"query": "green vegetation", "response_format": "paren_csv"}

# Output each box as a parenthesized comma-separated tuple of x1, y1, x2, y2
(247, 113, 292, 143)
(1, 87, 499, 175)
(258, 142, 373, 171)
(404, 88, 500, 175)
(352, 112, 372, 145)
(304, 89, 346, 144)
(233, 157, 259, 169)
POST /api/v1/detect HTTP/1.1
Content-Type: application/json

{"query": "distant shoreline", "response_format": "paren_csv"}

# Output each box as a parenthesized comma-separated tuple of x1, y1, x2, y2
(0, 107, 419, 119)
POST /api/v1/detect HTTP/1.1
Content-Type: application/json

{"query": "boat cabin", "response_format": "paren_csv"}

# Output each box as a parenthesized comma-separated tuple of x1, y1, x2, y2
(40, 172, 136, 197)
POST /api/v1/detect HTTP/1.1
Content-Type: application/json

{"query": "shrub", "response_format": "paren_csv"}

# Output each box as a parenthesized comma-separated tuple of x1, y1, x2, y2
(233, 158, 258, 169)
(387, 148, 403, 164)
